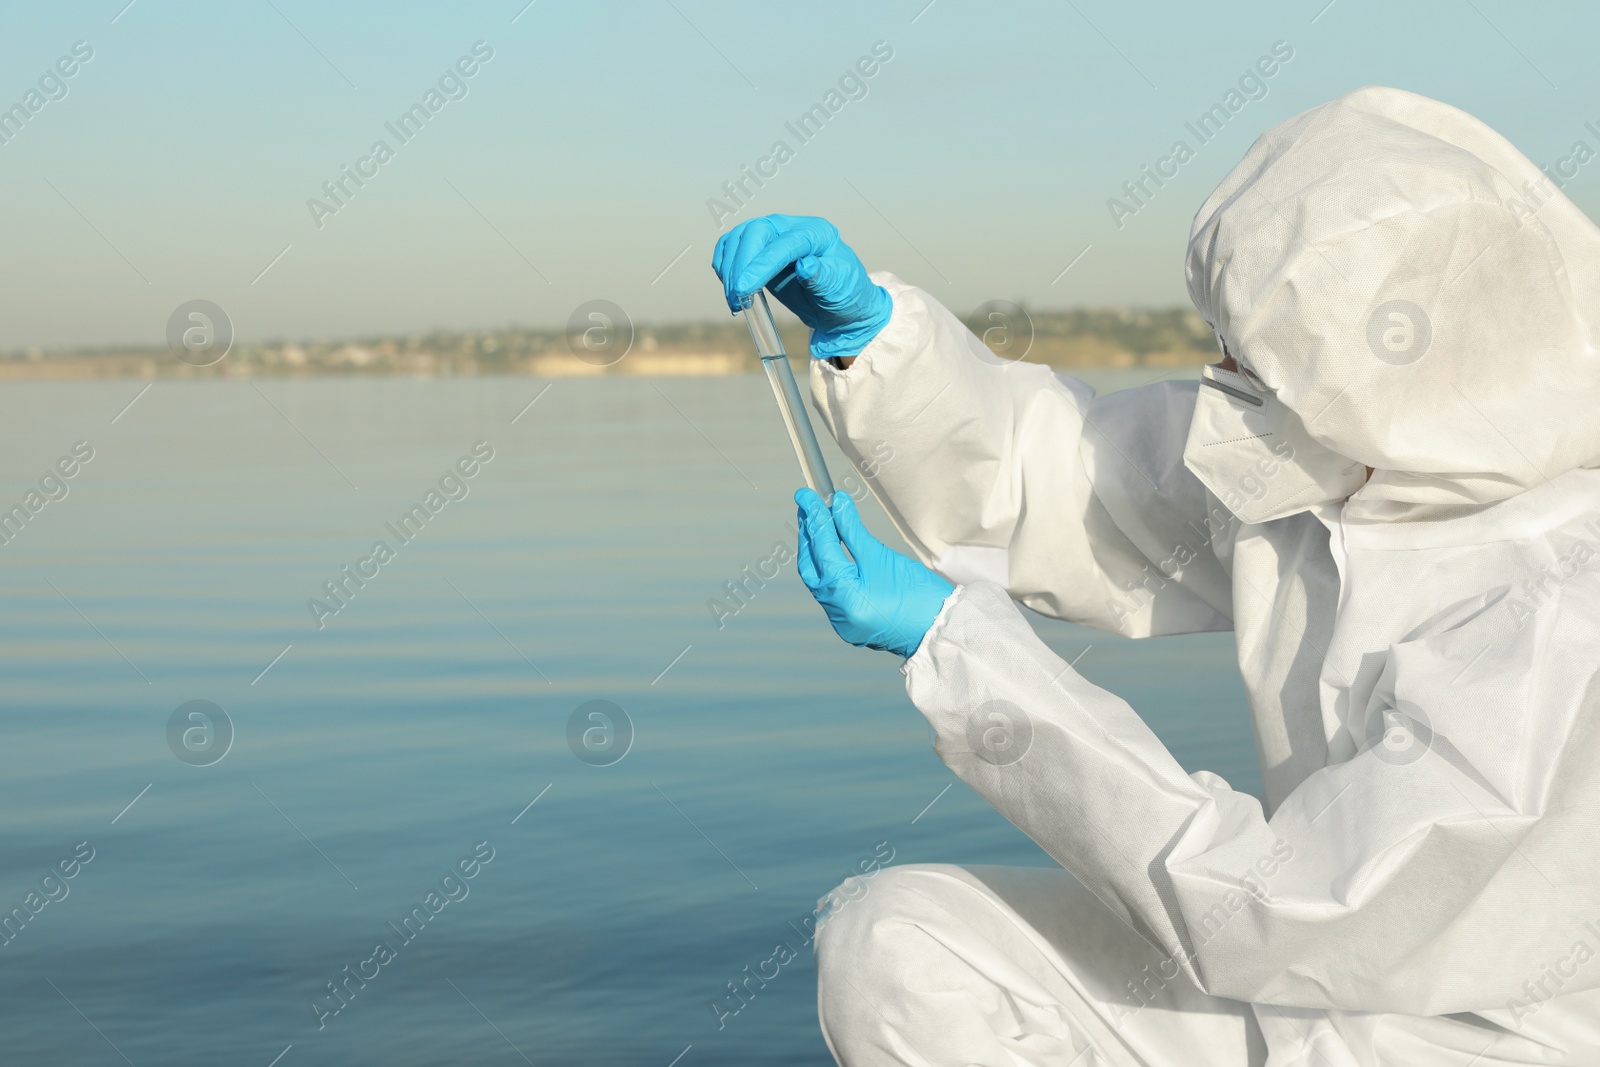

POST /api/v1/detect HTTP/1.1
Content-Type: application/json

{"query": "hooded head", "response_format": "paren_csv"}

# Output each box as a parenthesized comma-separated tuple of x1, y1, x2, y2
(1183, 86, 1600, 523)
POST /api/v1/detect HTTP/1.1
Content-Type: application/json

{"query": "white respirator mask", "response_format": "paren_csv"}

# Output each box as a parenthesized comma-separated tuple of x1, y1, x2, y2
(1182, 355, 1368, 525)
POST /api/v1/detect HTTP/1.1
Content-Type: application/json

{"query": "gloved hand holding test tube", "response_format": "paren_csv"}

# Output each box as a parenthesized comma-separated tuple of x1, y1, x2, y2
(717, 221, 952, 661)
(739, 290, 835, 504)
(715, 215, 894, 503)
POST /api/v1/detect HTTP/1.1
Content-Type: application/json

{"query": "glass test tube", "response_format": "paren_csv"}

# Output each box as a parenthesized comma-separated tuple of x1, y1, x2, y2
(740, 291, 835, 503)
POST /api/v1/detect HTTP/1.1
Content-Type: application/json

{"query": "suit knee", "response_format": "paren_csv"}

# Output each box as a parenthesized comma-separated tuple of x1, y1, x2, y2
(815, 864, 964, 984)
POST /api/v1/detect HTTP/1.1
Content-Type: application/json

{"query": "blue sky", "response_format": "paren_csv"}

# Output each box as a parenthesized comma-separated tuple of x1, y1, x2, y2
(0, 0, 1596, 347)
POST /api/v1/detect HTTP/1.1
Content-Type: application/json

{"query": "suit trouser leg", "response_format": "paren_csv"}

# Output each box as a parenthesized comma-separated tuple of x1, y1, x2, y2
(815, 864, 1267, 1067)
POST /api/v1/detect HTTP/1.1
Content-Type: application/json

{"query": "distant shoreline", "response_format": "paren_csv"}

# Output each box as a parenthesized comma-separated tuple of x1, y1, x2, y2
(0, 307, 1214, 380)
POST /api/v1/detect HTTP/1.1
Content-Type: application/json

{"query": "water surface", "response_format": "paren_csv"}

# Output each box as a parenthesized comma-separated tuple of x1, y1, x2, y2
(0, 371, 1252, 1066)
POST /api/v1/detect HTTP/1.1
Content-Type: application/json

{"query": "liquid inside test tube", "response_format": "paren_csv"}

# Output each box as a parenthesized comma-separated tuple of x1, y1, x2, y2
(740, 292, 835, 503)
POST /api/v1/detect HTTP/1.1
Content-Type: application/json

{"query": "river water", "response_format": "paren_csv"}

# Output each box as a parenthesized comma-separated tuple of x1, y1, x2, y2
(0, 372, 1253, 1066)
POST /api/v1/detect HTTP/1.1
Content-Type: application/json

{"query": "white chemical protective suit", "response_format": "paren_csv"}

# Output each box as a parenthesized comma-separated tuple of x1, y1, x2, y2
(808, 87, 1600, 1066)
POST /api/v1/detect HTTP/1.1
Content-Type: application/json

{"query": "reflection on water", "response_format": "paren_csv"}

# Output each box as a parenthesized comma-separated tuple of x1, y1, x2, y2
(0, 370, 1247, 1066)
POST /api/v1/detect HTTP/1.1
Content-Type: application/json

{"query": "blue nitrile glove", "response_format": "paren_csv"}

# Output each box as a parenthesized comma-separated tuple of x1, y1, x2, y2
(712, 214, 893, 360)
(795, 488, 954, 658)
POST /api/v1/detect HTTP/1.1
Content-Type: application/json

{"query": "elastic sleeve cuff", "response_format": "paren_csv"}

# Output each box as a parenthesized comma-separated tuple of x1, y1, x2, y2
(814, 272, 923, 382)
(901, 583, 968, 674)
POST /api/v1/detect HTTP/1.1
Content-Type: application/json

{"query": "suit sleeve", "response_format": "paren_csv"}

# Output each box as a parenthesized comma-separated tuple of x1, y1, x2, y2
(810, 272, 1234, 638)
(905, 578, 1600, 1014)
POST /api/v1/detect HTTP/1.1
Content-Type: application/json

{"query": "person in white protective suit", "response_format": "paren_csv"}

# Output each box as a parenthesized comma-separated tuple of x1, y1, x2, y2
(711, 87, 1600, 1065)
